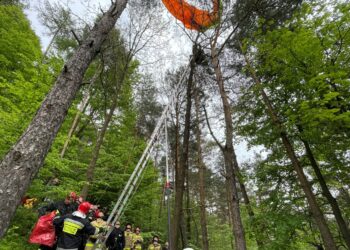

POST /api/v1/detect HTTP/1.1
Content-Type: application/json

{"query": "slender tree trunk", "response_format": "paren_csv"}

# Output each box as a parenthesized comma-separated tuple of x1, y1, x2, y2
(189, 208, 200, 245)
(242, 47, 337, 250)
(60, 70, 100, 158)
(181, 210, 189, 248)
(80, 97, 118, 199)
(194, 88, 209, 250)
(76, 107, 95, 139)
(172, 50, 196, 250)
(171, 91, 180, 250)
(185, 166, 192, 242)
(211, 41, 246, 250)
(179, 211, 188, 249)
(225, 196, 235, 250)
(81, 51, 131, 199)
(0, 0, 127, 238)
(234, 163, 265, 248)
(298, 127, 350, 249)
(60, 91, 90, 158)
(43, 28, 60, 59)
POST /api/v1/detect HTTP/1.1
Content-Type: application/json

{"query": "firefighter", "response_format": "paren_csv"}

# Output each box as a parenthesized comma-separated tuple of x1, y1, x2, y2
(132, 227, 143, 250)
(85, 210, 108, 250)
(123, 223, 134, 250)
(148, 236, 161, 250)
(53, 202, 98, 250)
(106, 221, 125, 250)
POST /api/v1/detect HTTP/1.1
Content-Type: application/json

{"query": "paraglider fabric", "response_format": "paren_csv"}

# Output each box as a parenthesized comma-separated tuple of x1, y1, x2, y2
(29, 211, 56, 247)
(162, 0, 220, 31)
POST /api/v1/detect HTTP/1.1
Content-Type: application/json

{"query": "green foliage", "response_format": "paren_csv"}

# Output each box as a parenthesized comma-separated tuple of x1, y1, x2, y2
(235, 1, 350, 248)
(206, 215, 235, 250)
(0, 5, 52, 158)
(0, 5, 165, 248)
(3, 1, 350, 249)
(0, 207, 37, 250)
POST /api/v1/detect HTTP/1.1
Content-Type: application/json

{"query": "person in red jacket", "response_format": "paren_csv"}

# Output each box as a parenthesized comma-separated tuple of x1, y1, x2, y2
(53, 202, 98, 250)
(37, 192, 77, 250)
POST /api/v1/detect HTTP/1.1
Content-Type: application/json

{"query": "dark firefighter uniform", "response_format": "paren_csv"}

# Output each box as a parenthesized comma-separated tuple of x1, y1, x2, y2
(106, 227, 125, 250)
(53, 211, 98, 250)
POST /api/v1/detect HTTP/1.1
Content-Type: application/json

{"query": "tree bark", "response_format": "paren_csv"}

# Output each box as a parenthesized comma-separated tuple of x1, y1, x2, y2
(211, 40, 247, 250)
(241, 47, 337, 250)
(298, 127, 350, 249)
(0, 0, 127, 238)
(194, 88, 209, 250)
(172, 50, 196, 250)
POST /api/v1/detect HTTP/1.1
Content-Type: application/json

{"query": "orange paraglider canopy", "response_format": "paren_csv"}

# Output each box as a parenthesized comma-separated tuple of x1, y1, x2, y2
(162, 0, 221, 31)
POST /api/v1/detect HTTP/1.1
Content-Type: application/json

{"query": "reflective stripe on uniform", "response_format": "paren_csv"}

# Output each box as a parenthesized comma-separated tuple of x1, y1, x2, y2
(62, 218, 84, 235)
(148, 245, 161, 250)
(124, 231, 134, 248)
(133, 233, 143, 249)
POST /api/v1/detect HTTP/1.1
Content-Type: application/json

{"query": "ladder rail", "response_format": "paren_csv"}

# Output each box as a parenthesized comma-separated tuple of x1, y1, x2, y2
(111, 147, 154, 226)
(94, 63, 190, 249)
(104, 107, 167, 227)
(105, 64, 189, 226)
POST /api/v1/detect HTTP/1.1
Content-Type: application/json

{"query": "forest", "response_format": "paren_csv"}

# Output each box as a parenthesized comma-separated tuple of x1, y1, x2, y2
(0, 0, 350, 249)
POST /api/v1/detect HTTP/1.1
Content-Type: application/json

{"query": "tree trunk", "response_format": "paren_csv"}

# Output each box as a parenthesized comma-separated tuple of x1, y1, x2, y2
(211, 41, 247, 250)
(185, 165, 192, 242)
(180, 209, 189, 248)
(60, 90, 90, 158)
(0, 0, 127, 238)
(81, 48, 131, 199)
(189, 207, 200, 246)
(43, 27, 60, 60)
(80, 97, 118, 199)
(172, 51, 196, 250)
(171, 89, 180, 250)
(242, 48, 337, 250)
(76, 107, 95, 140)
(298, 127, 350, 249)
(194, 88, 209, 250)
(179, 211, 188, 249)
(60, 70, 100, 158)
(234, 163, 265, 248)
(225, 195, 235, 250)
